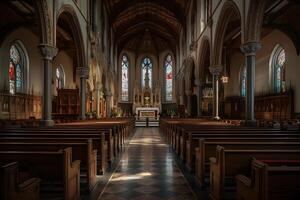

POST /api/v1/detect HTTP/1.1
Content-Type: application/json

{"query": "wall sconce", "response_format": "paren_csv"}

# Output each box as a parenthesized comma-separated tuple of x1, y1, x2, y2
(221, 75, 229, 83)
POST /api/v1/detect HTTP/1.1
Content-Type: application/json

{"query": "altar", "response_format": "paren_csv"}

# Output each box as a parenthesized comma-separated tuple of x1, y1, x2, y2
(135, 107, 159, 120)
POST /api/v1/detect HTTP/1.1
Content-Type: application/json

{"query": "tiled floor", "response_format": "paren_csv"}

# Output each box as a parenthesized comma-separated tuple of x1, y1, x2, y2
(99, 128, 197, 200)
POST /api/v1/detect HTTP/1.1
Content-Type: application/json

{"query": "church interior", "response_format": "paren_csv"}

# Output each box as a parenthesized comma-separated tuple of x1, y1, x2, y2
(1, 0, 300, 199)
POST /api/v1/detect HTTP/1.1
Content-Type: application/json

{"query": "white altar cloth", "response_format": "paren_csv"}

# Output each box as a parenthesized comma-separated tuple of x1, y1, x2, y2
(135, 107, 160, 119)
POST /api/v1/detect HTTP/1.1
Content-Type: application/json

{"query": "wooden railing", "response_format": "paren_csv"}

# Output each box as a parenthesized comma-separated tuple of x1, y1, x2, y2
(221, 90, 293, 120)
(0, 93, 42, 120)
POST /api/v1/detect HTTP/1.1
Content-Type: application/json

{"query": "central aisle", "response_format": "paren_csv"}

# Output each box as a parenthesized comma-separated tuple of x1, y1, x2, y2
(99, 128, 196, 200)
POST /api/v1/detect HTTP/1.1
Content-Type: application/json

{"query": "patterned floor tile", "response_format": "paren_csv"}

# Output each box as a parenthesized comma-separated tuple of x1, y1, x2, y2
(134, 185, 161, 194)
(98, 128, 196, 200)
(131, 194, 164, 200)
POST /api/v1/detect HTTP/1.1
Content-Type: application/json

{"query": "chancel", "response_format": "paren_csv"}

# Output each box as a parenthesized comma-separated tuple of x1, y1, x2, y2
(1, 0, 300, 200)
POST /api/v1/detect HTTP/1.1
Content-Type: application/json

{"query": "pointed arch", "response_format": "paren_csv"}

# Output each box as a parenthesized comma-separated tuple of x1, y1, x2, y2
(197, 37, 211, 81)
(121, 54, 130, 101)
(269, 45, 287, 93)
(34, 0, 52, 44)
(164, 54, 174, 102)
(56, 6, 86, 69)
(213, 1, 242, 66)
(141, 57, 153, 88)
(245, 0, 267, 42)
(55, 65, 65, 90)
(8, 41, 29, 95)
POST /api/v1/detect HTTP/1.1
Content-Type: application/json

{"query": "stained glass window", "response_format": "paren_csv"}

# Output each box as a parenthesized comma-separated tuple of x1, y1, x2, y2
(240, 66, 246, 97)
(272, 46, 286, 93)
(165, 54, 173, 101)
(9, 44, 25, 94)
(141, 57, 153, 88)
(121, 55, 129, 101)
(55, 66, 64, 90)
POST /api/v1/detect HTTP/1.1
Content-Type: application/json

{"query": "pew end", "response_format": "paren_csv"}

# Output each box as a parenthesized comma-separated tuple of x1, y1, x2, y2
(236, 159, 267, 200)
(1, 162, 41, 200)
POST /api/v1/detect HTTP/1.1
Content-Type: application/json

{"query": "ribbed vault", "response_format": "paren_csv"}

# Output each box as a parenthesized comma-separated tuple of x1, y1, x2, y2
(105, 0, 190, 53)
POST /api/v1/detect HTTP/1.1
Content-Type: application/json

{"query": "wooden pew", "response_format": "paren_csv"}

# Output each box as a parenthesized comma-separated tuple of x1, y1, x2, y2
(2, 128, 116, 162)
(194, 139, 300, 186)
(236, 159, 300, 200)
(0, 136, 107, 175)
(209, 146, 300, 200)
(1, 162, 40, 200)
(0, 148, 80, 200)
(0, 140, 97, 190)
(178, 129, 299, 157)
(0, 130, 109, 168)
(184, 132, 300, 170)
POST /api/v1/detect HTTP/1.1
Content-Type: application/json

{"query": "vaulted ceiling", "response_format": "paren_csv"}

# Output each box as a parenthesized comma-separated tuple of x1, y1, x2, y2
(0, 0, 38, 44)
(105, 0, 191, 53)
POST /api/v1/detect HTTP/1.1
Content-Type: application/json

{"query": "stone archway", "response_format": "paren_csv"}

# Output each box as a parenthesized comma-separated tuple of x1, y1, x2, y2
(56, 6, 86, 70)
(211, 1, 242, 119)
(213, 1, 242, 66)
(35, 0, 52, 45)
(197, 37, 212, 117)
(245, 0, 267, 43)
(55, 6, 88, 120)
(183, 57, 196, 117)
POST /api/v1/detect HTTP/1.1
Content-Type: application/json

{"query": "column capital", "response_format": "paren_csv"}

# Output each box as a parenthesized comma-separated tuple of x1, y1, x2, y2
(194, 79, 203, 87)
(209, 65, 223, 76)
(38, 44, 58, 61)
(240, 42, 262, 56)
(185, 90, 192, 96)
(76, 67, 89, 78)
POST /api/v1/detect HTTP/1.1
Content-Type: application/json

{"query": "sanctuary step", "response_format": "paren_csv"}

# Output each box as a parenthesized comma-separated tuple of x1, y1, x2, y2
(135, 119, 159, 127)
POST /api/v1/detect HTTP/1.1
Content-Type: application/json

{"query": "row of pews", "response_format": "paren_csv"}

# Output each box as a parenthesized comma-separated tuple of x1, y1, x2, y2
(0, 118, 135, 200)
(160, 118, 300, 200)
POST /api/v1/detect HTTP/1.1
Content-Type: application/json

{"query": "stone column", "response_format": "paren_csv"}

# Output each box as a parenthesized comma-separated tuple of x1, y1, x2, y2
(195, 79, 203, 117)
(38, 44, 58, 127)
(76, 67, 89, 120)
(105, 91, 112, 117)
(185, 90, 192, 117)
(95, 84, 101, 119)
(179, 95, 184, 105)
(241, 42, 261, 126)
(209, 65, 223, 120)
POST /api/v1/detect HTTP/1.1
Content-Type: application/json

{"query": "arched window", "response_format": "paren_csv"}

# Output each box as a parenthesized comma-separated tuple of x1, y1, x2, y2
(271, 46, 286, 93)
(165, 54, 173, 101)
(55, 65, 65, 90)
(240, 66, 246, 97)
(9, 43, 26, 94)
(121, 55, 129, 101)
(141, 57, 153, 88)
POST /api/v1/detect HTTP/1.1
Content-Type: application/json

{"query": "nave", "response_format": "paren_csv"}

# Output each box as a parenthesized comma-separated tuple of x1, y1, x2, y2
(99, 128, 196, 200)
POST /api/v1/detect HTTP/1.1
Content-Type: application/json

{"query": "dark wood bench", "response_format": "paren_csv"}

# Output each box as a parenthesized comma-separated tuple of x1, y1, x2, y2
(178, 129, 299, 159)
(2, 128, 116, 162)
(209, 146, 300, 200)
(236, 159, 300, 200)
(194, 139, 300, 186)
(1, 162, 40, 200)
(0, 136, 107, 175)
(183, 132, 300, 170)
(0, 148, 80, 200)
(0, 140, 97, 190)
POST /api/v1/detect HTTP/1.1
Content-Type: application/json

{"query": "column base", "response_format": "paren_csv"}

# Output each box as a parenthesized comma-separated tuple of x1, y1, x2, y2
(244, 120, 257, 127)
(40, 120, 54, 127)
(214, 116, 221, 120)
